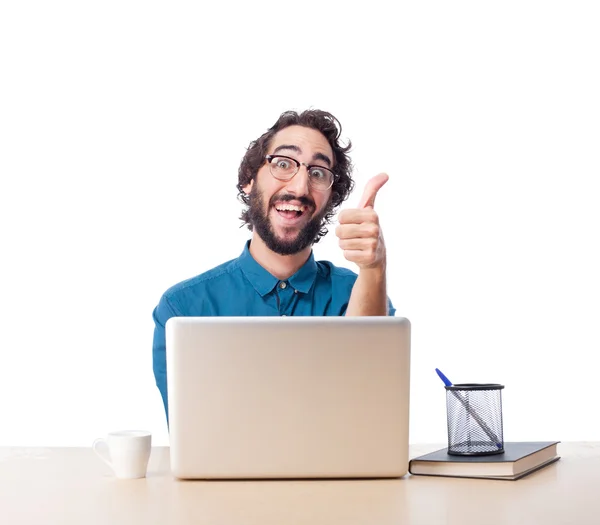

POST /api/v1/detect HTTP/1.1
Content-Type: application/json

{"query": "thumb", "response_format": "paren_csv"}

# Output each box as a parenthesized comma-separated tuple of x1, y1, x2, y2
(357, 173, 389, 209)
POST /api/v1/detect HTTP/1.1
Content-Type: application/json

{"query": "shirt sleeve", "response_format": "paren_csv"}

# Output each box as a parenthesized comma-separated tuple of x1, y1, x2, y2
(152, 293, 179, 425)
(387, 296, 396, 316)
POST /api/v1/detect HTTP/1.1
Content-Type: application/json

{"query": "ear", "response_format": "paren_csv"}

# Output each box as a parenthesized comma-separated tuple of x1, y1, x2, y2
(243, 179, 254, 195)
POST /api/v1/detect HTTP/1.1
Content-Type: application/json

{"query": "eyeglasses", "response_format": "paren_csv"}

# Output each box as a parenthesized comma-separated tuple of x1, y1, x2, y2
(265, 154, 336, 191)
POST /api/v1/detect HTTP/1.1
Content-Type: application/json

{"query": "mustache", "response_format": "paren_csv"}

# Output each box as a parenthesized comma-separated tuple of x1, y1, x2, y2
(269, 193, 315, 209)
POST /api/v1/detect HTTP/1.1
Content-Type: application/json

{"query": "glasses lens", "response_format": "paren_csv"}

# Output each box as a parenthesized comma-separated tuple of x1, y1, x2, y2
(308, 167, 334, 190)
(269, 156, 297, 180)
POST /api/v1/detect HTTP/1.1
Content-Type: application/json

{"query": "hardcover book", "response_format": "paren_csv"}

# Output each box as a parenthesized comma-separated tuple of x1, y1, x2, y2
(408, 441, 560, 480)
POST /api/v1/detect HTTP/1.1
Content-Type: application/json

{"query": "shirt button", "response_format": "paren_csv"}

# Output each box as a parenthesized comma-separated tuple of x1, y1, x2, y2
(279, 282, 287, 289)
(294, 289, 298, 294)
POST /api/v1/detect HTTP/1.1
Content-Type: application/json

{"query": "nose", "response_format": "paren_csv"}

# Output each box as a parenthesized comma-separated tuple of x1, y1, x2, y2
(284, 164, 311, 196)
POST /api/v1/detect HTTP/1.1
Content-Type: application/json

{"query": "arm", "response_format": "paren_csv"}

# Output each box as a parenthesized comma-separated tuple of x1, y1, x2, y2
(152, 294, 178, 425)
(336, 173, 391, 316)
(345, 266, 388, 316)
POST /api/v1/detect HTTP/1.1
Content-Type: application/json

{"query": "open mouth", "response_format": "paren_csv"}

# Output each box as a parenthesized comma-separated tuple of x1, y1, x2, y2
(273, 203, 309, 221)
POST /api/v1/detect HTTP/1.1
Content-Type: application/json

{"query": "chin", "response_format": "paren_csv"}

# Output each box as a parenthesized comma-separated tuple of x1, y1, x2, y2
(272, 228, 301, 244)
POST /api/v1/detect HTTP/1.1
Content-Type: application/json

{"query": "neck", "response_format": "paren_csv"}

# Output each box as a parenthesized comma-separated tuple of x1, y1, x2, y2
(248, 234, 312, 280)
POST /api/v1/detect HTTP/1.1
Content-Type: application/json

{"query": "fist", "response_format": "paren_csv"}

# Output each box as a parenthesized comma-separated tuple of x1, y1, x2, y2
(335, 173, 388, 270)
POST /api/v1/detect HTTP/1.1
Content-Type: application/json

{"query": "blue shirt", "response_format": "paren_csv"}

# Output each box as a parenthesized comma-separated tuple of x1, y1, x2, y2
(152, 240, 396, 422)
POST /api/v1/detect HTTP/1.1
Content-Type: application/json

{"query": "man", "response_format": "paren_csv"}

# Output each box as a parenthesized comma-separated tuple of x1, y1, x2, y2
(152, 109, 395, 422)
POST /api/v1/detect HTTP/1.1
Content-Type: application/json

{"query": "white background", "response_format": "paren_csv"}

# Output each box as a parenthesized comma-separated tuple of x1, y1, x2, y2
(1, 1, 599, 447)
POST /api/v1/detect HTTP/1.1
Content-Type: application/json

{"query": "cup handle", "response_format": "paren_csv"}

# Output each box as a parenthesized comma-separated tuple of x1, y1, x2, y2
(92, 438, 114, 472)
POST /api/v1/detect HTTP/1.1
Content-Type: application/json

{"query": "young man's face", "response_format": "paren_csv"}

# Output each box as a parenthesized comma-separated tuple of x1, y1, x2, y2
(243, 125, 335, 255)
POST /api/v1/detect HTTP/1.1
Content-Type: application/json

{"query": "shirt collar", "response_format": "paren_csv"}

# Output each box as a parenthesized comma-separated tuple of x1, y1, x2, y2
(288, 251, 317, 294)
(238, 240, 318, 296)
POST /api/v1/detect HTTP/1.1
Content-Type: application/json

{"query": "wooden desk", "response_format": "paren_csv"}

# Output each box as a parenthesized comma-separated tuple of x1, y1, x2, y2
(1, 443, 598, 524)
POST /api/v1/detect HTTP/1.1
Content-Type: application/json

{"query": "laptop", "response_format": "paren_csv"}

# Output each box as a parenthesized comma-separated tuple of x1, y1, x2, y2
(165, 316, 411, 479)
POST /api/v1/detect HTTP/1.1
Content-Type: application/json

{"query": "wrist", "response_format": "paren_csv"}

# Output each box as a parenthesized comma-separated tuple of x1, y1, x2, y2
(359, 263, 386, 282)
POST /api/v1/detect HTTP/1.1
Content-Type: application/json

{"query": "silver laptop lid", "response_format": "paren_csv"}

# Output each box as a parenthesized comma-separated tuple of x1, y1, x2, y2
(166, 316, 411, 479)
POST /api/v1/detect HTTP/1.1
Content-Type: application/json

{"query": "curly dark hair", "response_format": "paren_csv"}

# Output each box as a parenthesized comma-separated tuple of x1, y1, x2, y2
(236, 109, 355, 243)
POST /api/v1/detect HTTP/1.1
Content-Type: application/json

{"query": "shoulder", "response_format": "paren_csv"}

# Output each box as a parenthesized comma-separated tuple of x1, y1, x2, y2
(153, 258, 242, 326)
(161, 257, 241, 306)
(315, 259, 358, 284)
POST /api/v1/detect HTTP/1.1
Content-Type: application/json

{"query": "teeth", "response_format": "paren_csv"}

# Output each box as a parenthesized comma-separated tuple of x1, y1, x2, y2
(276, 204, 305, 212)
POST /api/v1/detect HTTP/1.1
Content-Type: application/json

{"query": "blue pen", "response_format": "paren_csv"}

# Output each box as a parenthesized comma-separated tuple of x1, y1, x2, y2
(436, 368, 503, 449)
(435, 368, 453, 387)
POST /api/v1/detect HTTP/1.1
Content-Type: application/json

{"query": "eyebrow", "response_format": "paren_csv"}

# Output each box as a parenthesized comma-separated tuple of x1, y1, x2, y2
(272, 144, 332, 168)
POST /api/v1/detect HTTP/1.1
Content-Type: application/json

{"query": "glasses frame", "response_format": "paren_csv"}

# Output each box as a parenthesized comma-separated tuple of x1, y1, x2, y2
(264, 154, 337, 191)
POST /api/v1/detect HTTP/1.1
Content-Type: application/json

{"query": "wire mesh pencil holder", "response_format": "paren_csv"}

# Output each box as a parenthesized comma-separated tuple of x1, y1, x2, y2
(445, 383, 505, 456)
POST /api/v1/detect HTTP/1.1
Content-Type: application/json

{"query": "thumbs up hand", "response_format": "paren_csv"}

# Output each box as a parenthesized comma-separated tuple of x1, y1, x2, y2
(335, 173, 389, 270)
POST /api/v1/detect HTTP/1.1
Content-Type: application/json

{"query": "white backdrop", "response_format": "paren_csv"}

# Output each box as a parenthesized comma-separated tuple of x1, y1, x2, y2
(1, 1, 599, 447)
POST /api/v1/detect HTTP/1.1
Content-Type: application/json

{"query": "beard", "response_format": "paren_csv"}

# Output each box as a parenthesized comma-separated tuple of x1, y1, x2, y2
(246, 184, 329, 256)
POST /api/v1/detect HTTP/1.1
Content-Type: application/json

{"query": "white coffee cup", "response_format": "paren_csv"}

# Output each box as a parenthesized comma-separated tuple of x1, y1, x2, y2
(92, 430, 152, 479)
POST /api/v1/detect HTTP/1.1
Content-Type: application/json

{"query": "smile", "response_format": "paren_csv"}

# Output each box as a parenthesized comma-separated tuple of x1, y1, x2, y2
(272, 202, 311, 226)
(275, 203, 308, 217)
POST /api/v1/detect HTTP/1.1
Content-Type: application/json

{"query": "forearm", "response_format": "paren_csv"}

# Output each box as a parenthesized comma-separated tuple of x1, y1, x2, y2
(346, 266, 388, 316)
